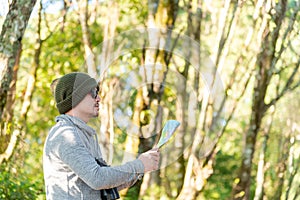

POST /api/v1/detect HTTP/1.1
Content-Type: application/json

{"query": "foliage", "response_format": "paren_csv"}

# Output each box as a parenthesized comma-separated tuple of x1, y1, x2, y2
(203, 137, 241, 199)
(0, 163, 42, 200)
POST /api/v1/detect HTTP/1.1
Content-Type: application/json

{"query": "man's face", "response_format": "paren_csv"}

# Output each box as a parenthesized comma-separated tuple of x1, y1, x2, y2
(73, 88, 100, 122)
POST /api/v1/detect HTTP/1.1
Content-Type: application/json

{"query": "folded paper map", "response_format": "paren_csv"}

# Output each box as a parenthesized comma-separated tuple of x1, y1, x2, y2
(156, 120, 180, 148)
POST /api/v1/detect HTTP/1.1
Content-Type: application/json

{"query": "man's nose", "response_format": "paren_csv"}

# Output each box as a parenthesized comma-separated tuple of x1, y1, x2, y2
(96, 94, 100, 101)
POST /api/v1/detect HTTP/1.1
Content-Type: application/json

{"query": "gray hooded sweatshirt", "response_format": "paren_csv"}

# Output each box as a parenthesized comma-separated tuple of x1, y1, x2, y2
(43, 114, 144, 200)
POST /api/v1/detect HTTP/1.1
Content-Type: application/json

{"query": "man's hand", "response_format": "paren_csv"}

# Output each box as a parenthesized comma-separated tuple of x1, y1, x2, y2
(138, 148, 160, 173)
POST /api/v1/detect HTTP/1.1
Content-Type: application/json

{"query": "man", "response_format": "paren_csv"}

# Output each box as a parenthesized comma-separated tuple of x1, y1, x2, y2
(43, 72, 160, 200)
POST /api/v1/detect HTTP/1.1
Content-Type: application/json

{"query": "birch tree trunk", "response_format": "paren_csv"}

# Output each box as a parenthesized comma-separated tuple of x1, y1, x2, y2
(0, 44, 22, 164)
(176, 0, 202, 198)
(97, 1, 119, 163)
(285, 139, 300, 200)
(254, 108, 275, 200)
(272, 130, 291, 199)
(6, 0, 44, 164)
(75, 0, 97, 77)
(0, 0, 37, 164)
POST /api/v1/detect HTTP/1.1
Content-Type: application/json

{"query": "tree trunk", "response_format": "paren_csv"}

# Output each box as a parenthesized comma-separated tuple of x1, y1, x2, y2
(214, 0, 244, 71)
(285, 147, 300, 200)
(97, 1, 119, 162)
(272, 132, 290, 200)
(231, 99, 265, 200)
(21, 0, 43, 121)
(0, 0, 37, 121)
(0, 44, 22, 163)
(253, 138, 267, 200)
(0, 0, 37, 163)
(138, 0, 180, 198)
(76, 0, 97, 77)
(254, 109, 274, 200)
(98, 1, 119, 76)
(99, 78, 118, 163)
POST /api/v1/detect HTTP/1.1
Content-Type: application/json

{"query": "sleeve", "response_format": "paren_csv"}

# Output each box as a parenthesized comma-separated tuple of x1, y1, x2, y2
(55, 128, 144, 190)
(116, 172, 143, 191)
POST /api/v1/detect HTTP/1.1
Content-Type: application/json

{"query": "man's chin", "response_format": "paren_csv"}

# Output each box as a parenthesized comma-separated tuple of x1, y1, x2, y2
(93, 111, 99, 118)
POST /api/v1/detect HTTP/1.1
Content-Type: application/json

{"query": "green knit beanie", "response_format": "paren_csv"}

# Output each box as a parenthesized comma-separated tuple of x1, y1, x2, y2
(54, 72, 98, 114)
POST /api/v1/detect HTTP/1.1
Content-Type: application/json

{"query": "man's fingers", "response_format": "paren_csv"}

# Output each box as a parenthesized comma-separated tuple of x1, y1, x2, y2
(138, 149, 161, 172)
(152, 147, 159, 152)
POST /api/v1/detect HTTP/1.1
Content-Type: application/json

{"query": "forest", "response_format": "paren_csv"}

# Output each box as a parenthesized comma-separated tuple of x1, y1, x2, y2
(0, 0, 300, 199)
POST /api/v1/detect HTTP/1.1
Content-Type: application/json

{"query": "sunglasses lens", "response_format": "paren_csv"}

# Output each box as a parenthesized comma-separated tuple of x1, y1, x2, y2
(91, 89, 98, 99)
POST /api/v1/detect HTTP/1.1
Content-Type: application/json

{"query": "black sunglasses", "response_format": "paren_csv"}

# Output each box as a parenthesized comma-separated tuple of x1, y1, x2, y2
(90, 88, 99, 99)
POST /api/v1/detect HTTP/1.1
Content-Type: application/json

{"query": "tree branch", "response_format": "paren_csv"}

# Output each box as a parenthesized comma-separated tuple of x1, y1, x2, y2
(271, 1, 300, 70)
(266, 56, 300, 109)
